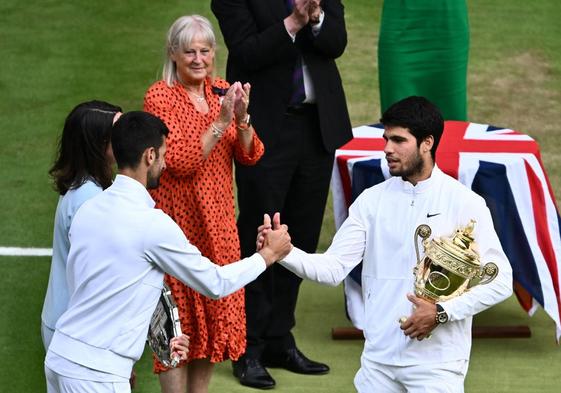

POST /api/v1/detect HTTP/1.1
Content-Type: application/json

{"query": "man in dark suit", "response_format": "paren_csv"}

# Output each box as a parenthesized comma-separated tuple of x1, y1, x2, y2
(212, 0, 352, 389)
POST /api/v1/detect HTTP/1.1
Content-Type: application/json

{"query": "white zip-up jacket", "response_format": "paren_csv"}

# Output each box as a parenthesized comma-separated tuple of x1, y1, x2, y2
(47, 175, 266, 379)
(41, 179, 102, 349)
(281, 166, 512, 366)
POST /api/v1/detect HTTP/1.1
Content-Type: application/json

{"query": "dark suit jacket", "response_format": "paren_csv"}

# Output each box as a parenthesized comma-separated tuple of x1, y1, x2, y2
(211, 0, 353, 153)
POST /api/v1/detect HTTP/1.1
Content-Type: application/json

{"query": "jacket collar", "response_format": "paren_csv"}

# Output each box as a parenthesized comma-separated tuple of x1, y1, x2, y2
(110, 174, 156, 208)
(399, 165, 443, 194)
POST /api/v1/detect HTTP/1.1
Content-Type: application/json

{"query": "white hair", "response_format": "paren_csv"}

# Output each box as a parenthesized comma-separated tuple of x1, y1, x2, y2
(162, 15, 216, 86)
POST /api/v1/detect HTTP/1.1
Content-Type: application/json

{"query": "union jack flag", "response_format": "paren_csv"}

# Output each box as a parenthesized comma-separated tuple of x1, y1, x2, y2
(332, 121, 561, 341)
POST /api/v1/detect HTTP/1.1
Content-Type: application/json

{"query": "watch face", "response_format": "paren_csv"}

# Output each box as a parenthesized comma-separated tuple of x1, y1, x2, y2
(438, 313, 448, 324)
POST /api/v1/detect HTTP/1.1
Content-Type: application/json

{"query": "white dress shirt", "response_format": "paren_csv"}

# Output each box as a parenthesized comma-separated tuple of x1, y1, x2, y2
(280, 166, 513, 367)
(46, 175, 267, 380)
(284, 10, 325, 104)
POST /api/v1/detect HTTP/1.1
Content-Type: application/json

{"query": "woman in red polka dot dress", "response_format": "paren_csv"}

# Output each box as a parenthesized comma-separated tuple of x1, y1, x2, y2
(143, 15, 264, 393)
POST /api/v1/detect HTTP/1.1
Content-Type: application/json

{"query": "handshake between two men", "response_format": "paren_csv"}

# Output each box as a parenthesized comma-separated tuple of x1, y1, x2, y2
(254, 212, 440, 343)
(256, 213, 288, 255)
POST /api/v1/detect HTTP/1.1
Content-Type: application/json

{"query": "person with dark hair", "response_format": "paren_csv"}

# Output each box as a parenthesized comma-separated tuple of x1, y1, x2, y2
(143, 15, 264, 393)
(211, 0, 353, 388)
(44, 111, 291, 393)
(260, 97, 513, 391)
(41, 100, 122, 350)
(379, 95, 444, 160)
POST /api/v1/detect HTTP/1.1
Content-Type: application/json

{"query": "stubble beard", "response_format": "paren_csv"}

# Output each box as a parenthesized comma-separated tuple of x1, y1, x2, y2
(390, 151, 426, 181)
(146, 168, 161, 190)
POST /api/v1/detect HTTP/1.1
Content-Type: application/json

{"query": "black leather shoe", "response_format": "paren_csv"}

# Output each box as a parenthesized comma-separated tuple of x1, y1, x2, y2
(262, 348, 330, 375)
(233, 357, 276, 389)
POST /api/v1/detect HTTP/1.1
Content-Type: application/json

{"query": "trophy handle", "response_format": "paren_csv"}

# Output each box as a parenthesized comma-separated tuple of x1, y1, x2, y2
(414, 224, 432, 265)
(170, 353, 181, 368)
(477, 262, 499, 285)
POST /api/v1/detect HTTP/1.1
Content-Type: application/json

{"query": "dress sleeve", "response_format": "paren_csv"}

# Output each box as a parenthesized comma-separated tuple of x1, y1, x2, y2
(144, 82, 205, 177)
(233, 130, 264, 165)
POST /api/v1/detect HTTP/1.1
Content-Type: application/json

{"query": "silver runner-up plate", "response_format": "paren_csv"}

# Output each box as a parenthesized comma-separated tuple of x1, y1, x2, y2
(147, 283, 182, 368)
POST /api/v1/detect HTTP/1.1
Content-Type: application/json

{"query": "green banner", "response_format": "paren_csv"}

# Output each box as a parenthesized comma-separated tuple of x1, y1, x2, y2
(378, 0, 469, 120)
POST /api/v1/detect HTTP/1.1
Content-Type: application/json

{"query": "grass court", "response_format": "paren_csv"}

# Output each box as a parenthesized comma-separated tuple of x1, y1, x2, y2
(0, 1, 560, 391)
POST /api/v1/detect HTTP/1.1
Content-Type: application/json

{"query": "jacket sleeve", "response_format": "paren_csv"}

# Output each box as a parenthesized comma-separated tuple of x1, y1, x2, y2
(145, 212, 266, 299)
(143, 83, 205, 177)
(307, 0, 347, 59)
(211, 0, 347, 70)
(279, 194, 367, 286)
(211, 0, 300, 71)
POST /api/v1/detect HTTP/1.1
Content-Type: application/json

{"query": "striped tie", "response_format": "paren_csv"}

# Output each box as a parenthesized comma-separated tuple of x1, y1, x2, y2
(286, 0, 306, 105)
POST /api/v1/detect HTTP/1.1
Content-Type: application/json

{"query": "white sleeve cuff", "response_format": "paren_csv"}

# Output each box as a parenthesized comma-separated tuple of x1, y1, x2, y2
(311, 10, 325, 36)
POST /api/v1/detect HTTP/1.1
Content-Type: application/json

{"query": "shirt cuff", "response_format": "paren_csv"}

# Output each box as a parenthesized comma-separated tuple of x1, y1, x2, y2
(253, 252, 268, 268)
(311, 10, 325, 36)
(283, 20, 297, 42)
(280, 246, 300, 263)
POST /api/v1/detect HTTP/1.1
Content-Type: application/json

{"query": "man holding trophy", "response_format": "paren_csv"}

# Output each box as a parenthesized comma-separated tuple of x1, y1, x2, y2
(44, 112, 292, 393)
(261, 96, 513, 392)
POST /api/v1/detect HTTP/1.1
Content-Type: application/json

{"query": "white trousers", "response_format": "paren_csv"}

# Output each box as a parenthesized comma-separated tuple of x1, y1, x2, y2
(45, 365, 130, 393)
(354, 359, 468, 393)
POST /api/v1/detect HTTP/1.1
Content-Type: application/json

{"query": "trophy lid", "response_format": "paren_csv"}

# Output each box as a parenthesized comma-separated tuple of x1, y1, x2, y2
(431, 220, 480, 267)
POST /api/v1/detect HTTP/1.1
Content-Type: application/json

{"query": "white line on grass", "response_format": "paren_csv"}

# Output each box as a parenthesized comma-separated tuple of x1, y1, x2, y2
(0, 247, 52, 257)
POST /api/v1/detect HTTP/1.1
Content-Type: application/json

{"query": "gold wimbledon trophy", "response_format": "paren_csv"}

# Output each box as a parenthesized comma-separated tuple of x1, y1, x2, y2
(399, 220, 498, 325)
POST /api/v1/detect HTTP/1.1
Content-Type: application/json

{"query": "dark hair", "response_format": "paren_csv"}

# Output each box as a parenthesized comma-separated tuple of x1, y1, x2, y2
(111, 111, 169, 169)
(380, 96, 444, 159)
(50, 100, 122, 195)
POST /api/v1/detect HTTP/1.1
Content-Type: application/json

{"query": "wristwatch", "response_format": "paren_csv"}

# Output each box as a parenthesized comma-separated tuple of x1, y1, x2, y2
(236, 114, 251, 131)
(435, 304, 449, 324)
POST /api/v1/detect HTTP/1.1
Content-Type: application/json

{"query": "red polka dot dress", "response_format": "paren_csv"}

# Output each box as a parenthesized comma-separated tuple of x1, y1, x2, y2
(144, 77, 264, 372)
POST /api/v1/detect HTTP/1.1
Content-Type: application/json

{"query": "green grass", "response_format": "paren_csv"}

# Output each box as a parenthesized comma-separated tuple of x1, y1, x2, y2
(1, 0, 561, 392)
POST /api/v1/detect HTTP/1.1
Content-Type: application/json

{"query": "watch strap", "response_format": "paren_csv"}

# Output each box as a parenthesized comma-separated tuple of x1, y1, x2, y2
(435, 304, 448, 324)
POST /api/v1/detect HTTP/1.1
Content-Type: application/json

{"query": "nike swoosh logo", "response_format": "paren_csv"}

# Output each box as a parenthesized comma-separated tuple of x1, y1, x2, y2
(427, 213, 441, 218)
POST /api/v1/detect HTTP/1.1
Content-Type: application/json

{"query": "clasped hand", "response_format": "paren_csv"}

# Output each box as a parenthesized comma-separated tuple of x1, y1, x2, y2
(216, 81, 251, 128)
(290, 0, 322, 29)
(256, 212, 293, 265)
(399, 293, 438, 341)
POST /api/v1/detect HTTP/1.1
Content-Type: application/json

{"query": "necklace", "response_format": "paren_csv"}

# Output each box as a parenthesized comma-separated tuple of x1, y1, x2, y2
(178, 76, 206, 103)
(186, 89, 205, 103)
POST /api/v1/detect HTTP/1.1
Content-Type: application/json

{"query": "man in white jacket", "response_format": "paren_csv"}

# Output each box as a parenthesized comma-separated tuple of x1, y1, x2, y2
(261, 97, 513, 392)
(44, 111, 291, 393)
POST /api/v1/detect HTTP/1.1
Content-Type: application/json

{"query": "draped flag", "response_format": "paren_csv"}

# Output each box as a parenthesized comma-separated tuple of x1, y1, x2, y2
(331, 121, 561, 341)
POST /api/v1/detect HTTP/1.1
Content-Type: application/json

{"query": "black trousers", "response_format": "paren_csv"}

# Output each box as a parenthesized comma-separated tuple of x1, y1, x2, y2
(235, 105, 334, 358)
